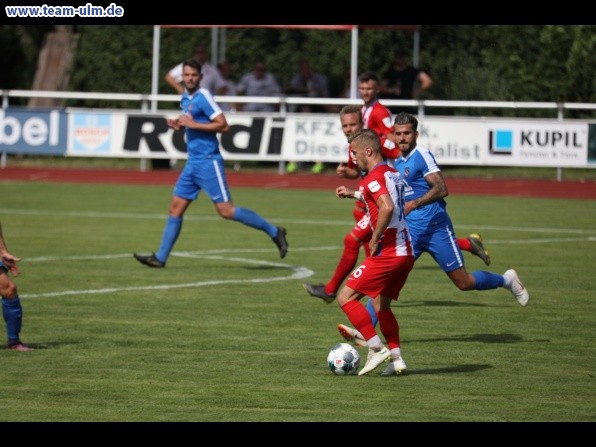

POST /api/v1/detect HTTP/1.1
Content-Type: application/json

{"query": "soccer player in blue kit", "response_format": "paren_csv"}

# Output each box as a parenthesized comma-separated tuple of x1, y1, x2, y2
(134, 59, 288, 268)
(339, 113, 529, 363)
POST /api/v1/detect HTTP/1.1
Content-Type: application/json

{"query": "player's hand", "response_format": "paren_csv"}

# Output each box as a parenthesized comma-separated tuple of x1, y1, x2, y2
(369, 235, 380, 255)
(177, 114, 192, 128)
(336, 185, 354, 199)
(336, 162, 347, 177)
(0, 251, 21, 276)
(166, 117, 181, 130)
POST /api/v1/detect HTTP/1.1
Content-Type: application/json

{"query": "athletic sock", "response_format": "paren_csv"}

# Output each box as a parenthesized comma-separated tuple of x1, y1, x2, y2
(233, 207, 277, 238)
(378, 308, 400, 350)
(366, 298, 378, 326)
(340, 300, 377, 341)
(472, 270, 505, 290)
(326, 234, 361, 295)
(457, 237, 472, 252)
(2, 297, 23, 342)
(156, 216, 183, 262)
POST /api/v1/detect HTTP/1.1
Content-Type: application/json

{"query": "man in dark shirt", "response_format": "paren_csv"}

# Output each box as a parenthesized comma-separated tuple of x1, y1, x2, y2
(381, 51, 433, 114)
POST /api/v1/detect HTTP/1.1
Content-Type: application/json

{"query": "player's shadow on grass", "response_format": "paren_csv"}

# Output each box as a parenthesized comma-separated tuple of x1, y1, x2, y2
(409, 333, 523, 344)
(406, 364, 492, 375)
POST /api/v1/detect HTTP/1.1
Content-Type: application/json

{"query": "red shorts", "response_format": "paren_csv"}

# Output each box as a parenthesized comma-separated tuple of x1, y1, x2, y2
(346, 255, 414, 300)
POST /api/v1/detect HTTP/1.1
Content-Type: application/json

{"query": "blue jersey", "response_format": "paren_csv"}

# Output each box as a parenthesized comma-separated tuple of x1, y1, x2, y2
(180, 88, 223, 159)
(393, 146, 449, 235)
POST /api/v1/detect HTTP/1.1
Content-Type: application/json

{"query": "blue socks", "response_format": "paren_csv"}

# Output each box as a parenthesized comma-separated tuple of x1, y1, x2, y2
(2, 297, 23, 342)
(361, 273, 504, 333)
(154, 207, 276, 264)
(472, 271, 505, 290)
(156, 216, 183, 263)
(365, 298, 378, 326)
(233, 207, 277, 238)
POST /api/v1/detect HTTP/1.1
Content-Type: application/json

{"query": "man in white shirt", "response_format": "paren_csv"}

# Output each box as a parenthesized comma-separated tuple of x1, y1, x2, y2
(236, 61, 281, 112)
(165, 44, 224, 95)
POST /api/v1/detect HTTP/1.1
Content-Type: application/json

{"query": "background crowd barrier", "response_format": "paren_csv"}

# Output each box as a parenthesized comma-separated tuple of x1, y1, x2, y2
(2, 89, 596, 180)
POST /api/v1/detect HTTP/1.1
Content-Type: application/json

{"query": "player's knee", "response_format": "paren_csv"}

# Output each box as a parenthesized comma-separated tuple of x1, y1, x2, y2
(453, 279, 474, 291)
(219, 210, 234, 220)
(216, 204, 235, 220)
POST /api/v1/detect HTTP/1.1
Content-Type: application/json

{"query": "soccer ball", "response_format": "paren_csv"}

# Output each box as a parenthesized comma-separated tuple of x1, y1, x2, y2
(327, 342, 360, 375)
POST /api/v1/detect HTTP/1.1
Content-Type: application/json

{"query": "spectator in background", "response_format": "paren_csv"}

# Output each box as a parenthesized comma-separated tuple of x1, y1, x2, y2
(216, 60, 239, 112)
(285, 59, 332, 113)
(285, 59, 332, 174)
(236, 60, 281, 112)
(165, 43, 224, 95)
(380, 51, 433, 114)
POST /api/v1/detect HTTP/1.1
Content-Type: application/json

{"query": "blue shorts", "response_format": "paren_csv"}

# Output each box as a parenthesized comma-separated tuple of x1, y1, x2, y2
(173, 156, 232, 203)
(410, 219, 464, 273)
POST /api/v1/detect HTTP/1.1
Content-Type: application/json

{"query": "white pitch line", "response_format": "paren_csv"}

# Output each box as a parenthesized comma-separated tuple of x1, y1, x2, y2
(21, 255, 314, 299)
(22, 246, 341, 263)
(4, 208, 595, 234)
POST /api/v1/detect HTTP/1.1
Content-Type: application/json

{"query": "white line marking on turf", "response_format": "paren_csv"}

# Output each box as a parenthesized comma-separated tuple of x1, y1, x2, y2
(22, 255, 314, 299)
(3, 208, 595, 235)
(22, 246, 341, 263)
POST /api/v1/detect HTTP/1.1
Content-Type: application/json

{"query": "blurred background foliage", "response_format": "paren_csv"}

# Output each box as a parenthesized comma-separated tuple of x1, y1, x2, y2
(1, 25, 594, 117)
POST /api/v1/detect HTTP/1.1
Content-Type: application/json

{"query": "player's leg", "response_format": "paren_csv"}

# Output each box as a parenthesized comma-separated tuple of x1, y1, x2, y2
(338, 297, 377, 345)
(154, 195, 191, 263)
(457, 233, 491, 266)
(304, 212, 371, 302)
(134, 166, 196, 268)
(376, 258, 413, 376)
(431, 225, 529, 306)
(207, 159, 288, 258)
(0, 267, 31, 351)
(341, 258, 400, 375)
(323, 233, 363, 297)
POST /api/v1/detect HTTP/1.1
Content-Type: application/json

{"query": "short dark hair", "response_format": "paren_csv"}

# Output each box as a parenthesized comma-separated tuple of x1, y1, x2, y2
(358, 72, 380, 84)
(182, 58, 202, 73)
(394, 112, 418, 131)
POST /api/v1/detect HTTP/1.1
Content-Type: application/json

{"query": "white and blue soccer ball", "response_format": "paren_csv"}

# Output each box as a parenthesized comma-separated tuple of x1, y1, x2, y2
(327, 342, 360, 375)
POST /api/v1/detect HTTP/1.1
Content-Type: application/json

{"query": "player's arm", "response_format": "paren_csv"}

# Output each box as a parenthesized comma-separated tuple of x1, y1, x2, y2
(369, 193, 394, 253)
(165, 72, 185, 95)
(414, 70, 433, 97)
(336, 162, 360, 179)
(336, 185, 355, 199)
(384, 129, 398, 144)
(378, 110, 397, 144)
(177, 112, 230, 133)
(380, 137, 400, 159)
(405, 171, 448, 215)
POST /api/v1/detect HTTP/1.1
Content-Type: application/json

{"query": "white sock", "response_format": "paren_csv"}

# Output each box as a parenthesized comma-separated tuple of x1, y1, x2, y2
(366, 335, 382, 350)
